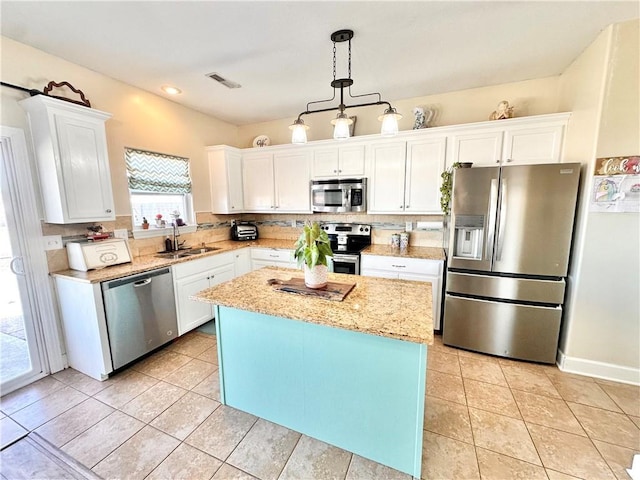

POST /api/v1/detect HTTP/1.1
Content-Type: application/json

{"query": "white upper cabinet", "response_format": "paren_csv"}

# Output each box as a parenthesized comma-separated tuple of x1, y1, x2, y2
(207, 145, 244, 214)
(242, 149, 311, 213)
(450, 130, 504, 167)
(20, 95, 115, 224)
(502, 124, 565, 165)
(313, 145, 365, 178)
(369, 137, 446, 214)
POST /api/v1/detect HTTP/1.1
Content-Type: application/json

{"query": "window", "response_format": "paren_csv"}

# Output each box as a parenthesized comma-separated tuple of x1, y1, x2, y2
(125, 148, 195, 233)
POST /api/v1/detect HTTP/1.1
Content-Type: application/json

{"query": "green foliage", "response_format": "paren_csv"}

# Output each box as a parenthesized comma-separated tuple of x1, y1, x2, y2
(439, 162, 462, 214)
(294, 221, 333, 269)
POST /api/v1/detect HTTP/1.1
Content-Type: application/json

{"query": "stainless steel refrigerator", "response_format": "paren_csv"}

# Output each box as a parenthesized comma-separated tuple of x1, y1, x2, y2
(443, 163, 581, 363)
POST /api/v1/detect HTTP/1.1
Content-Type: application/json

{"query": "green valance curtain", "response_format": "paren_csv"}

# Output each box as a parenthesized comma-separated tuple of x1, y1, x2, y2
(125, 148, 192, 194)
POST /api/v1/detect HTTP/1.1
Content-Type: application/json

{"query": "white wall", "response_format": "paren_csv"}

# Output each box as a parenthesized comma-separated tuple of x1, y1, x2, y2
(558, 20, 640, 384)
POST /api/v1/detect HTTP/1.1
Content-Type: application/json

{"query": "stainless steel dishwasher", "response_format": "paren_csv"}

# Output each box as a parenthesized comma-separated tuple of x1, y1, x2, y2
(102, 267, 178, 370)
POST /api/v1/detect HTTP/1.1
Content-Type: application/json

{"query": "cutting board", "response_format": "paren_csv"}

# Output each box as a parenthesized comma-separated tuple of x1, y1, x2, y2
(270, 277, 355, 301)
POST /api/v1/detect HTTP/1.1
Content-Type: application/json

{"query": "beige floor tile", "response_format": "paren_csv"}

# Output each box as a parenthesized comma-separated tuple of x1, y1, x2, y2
(228, 419, 301, 480)
(131, 350, 192, 379)
(163, 358, 217, 390)
(430, 336, 461, 356)
(424, 396, 473, 443)
(168, 333, 216, 358)
(192, 370, 221, 400)
(146, 442, 222, 480)
(468, 407, 541, 465)
(421, 431, 479, 480)
(593, 440, 639, 480)
(52, 368, 113, 396)
(552, 377, 623, 412)
(567, 402, 640, 450)
(121, 381, 187, 423)
(630, 415, 640, 429)
(279, 435, 352, 480)
(0, 436, 81, 480)
(0, 376, 65, 414)
(463, 378, 521, 419)
(528, 423, 615, 479)
(459, 356, 507, 387)
(61, 410, 145, 468)
(345, 454, 412, 480)
(598, 382, 640, 416)
(186, 405, 257, 460)
(212, 463, 257, 479)
(511, 390, 585, 436)
(544, 368, 596, 384)
(545, 469, 583, 479)
(501, 363, 561, 398)
(92, 425, 180, 480)
(0, 417, 27, 449)
(426, 370, 466, 405)
(151, 391, 220, 440)
(10, 386, 88, 431)
(457, 348, 500, 363)
(497, 356, 552, 373)
(476, 447, 547, 480)
(427, 350, 461, 376)
(196, 346, 219, 365)
(34, 398, 113, 447)
(93, 371, 158, 409)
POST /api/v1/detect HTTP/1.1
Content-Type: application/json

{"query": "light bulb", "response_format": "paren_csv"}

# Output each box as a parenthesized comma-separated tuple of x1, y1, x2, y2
(161, 85, 182, 95)
(289, 118, 309, 144)
(331, 112, 353, 140)
(378, 107, 402, 137)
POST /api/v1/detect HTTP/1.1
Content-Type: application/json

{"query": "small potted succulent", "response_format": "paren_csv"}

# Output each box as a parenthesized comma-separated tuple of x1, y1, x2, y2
(142, 217, 150, 229)
(155, 213, 163, 228)
(294, 221, 333, 289)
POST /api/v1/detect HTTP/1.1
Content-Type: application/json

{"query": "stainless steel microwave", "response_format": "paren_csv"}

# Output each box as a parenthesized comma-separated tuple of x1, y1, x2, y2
(311, 178, 367, 213)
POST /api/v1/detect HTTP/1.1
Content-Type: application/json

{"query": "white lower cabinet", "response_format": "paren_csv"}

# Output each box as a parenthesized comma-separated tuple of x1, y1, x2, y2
(361, 254, 444, 330)
(233, 248, 252, 276)
(251, 248, 296, 270)
(173, 252, 235, 335)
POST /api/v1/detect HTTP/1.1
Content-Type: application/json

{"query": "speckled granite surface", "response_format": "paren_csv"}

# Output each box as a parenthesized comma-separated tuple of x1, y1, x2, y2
(361, 244, 445, 261)
(192, 267, 433, 345)
(51, 239, 295, 283)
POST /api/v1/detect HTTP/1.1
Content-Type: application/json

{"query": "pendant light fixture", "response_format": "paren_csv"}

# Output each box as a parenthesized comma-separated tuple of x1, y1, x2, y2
(289, 29, 401, 144)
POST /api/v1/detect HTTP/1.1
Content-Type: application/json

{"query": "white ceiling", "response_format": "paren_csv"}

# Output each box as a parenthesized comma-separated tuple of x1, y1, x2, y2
(2, 1, 638, 126)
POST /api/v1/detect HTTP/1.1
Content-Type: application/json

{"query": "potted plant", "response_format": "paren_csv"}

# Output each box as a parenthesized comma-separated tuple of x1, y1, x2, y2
(440, 162, 468, 214)
(294, 221, 333, 289)
(142, 217, 149, 229)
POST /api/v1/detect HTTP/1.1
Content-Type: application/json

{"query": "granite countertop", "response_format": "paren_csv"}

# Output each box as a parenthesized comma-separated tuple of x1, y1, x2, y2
(51, 238, 295, 284)
(192, 267, 433, 345)
(361, 244, 446, 261)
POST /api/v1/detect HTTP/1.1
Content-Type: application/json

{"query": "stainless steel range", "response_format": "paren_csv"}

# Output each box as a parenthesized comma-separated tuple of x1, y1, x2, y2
(321, 223, 371, 275)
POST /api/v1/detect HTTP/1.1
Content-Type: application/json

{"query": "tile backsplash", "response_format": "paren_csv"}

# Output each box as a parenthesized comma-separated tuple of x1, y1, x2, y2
(43, 212, 446, 272)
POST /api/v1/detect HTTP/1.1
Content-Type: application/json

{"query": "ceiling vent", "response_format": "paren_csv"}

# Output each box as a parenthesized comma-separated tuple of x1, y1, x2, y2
(206, 72, 241, 89)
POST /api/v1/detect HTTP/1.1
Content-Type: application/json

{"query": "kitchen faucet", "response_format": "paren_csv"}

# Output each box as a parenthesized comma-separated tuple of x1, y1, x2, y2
(172, 222, 185, 251)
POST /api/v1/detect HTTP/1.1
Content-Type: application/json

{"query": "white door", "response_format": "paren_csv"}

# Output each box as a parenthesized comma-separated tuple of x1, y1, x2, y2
(175, 272, 214, 335)
(312, 148, 339, 177)
(273, 151, 311, 212)
(0, 130, 47, 393)
(502, 125, 564, 165)
(369, 142, 407, 213)
(405, 137, 447, 213)
(242, 152, 274, 211)
(226, 150, 245, 211)
(450, 130, 504, 167)
(338, 145, 365, 176)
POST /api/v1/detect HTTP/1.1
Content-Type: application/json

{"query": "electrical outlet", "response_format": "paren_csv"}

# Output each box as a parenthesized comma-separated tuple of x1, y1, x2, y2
(43, 235, 63, 251)
(114, 229, 128, 239)
(405, 221, 413, 232)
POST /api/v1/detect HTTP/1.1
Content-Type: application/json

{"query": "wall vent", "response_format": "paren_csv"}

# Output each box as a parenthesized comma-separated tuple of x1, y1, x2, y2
(206, 72, 241, 89)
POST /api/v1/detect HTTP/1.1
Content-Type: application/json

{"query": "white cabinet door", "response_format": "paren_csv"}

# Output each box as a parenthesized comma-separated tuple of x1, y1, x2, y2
(208, 146, 244, 213)
(369, 142, 407, 213)
(209, 263, 235, 287)
(339, 145, 366, 176)
(20, 95, 115, 224)
(273, 151, 311, 212)
(398, 272, 442, 331)
(233, 248, 252, 277)
(502, 125, 564, 165)
(175, 272, 214, 336)
(405, 137, 447, 214)
(313, 148, 339, 177)
(449, 130, 504, 168)
(243, 152, 275, 212)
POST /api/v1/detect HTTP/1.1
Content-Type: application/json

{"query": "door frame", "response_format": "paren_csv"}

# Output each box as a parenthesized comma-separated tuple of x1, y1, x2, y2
(1, 126, 64, 394)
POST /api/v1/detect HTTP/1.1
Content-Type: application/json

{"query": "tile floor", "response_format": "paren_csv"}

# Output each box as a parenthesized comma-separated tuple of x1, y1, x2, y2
(1, 332, 638, 480)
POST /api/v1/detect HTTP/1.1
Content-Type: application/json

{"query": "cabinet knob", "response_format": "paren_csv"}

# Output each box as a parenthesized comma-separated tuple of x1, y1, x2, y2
(400, 206, 403, 209)
(338, 169, 342, 173)
(105, 209, 112, 213)
(231, 206, 235, 209)
(406, 205, 409, 208)
(495, 160, 500, 163)
(333, 169, 337, 173)
(506, 158, 513, 163)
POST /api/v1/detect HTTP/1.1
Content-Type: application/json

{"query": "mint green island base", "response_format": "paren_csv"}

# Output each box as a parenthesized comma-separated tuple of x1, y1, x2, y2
(214, 305, 427, 478)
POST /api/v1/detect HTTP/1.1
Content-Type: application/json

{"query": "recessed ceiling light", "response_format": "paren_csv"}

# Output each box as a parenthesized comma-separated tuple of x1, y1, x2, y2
(161, 85, 182, 95)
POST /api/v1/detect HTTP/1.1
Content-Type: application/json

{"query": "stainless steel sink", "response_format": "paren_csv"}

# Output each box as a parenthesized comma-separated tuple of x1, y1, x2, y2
(155, 246, 220, 259)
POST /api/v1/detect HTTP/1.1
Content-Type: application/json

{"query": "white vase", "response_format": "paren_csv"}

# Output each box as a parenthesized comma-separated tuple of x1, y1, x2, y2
(304, 264, 328, 289)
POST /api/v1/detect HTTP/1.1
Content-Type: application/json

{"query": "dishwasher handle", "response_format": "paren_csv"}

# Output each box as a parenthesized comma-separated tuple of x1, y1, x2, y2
(133, 278, 152, 287)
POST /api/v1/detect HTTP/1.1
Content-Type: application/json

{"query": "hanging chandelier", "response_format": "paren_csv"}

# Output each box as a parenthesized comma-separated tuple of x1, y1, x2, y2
(289, 29, 402, 144)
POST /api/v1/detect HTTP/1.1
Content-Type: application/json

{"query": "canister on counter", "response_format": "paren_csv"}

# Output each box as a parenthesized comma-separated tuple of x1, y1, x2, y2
(391, 233, 401, 248)
(400, 232, 409, 250)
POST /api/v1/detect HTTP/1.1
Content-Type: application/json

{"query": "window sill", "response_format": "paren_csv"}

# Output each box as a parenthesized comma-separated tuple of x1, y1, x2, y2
(132, 224, 197, 240)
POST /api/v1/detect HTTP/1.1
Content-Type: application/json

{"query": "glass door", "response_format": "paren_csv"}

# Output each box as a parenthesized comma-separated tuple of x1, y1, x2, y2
(0, 133, 45, 394)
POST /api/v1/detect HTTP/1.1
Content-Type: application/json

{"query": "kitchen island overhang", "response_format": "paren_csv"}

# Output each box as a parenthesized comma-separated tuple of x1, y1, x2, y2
(192, 267, 433, 477)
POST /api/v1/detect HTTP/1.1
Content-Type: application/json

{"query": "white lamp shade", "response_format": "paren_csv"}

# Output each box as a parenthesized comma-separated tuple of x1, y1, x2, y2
(379, 109, 402, 137)
(331, 113, 353, 140)
(289, 120, 309, 144)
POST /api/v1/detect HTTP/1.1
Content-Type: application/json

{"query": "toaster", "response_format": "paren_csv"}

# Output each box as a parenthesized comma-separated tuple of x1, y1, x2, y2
(231, 221, 258, 241)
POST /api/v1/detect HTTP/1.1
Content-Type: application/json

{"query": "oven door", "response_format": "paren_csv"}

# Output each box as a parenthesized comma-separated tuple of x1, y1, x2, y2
(312, 183, 347, 212)
(331, 253, 360, 275)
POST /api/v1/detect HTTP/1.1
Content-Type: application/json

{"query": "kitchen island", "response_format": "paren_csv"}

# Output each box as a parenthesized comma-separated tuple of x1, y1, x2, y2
(193, 267, 432, 478)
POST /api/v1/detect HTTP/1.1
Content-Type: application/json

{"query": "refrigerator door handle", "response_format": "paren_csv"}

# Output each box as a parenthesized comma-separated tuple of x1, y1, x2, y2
(486, 178, 499, 262)
(496, 178, 508, 261)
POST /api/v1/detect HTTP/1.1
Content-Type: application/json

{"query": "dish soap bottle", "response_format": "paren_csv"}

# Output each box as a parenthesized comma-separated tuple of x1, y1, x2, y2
(164, 236, 173, 252)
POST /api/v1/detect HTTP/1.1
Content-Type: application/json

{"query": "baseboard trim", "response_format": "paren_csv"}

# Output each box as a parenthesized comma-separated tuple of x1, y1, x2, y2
(556, 349, 640, 385)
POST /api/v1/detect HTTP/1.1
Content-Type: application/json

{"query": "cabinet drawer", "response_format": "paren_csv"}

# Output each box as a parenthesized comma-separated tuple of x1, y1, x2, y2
(360, 254, 442, 275)
(251, 248, 293, 263)
(173, 251, 234, 279)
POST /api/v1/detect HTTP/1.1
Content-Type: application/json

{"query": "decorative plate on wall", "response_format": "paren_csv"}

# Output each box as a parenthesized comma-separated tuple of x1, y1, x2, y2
(252, 135, 270, 147)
